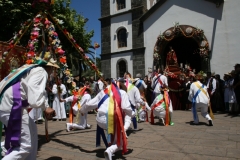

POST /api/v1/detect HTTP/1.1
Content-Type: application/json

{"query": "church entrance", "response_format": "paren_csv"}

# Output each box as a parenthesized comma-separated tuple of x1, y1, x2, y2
(162, 37, 201, 73)
(152, 24, 211, 110)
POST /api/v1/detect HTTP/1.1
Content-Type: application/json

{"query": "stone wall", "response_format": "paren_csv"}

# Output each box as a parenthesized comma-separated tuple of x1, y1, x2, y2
(101, 57, 111, 78)
(101, 18, 111, 55)
(132, 0, 146, 49)
(132, 48, 145, 78)
(101, 0, 110, 17)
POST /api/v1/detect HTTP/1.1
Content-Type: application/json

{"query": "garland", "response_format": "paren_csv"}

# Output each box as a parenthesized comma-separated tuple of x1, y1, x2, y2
(47, 12, 102, 78)
(1, 19, 33, 63)
(155, 23, 209, 57)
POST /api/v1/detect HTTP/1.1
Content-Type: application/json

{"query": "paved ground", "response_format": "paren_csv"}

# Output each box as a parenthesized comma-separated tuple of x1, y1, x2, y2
(36, 111, 240, 160)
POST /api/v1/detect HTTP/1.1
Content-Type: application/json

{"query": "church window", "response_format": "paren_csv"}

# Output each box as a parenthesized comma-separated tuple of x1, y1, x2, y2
(118, 60, 127, 77)
(117, 0, 126, 10)
(117, 28, 127, 48)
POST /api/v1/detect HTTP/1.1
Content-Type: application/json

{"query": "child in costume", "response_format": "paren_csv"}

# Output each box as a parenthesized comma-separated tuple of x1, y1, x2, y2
(62, 86, 92, 131)
(52, 78, 67, 121)
(80, 81, 134, 160)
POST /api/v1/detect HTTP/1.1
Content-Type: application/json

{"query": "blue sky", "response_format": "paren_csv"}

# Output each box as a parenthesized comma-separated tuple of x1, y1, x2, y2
(70, 0, 101, 57)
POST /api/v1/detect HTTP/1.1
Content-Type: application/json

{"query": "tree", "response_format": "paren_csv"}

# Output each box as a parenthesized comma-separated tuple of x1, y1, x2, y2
(0, 0, 94, 76)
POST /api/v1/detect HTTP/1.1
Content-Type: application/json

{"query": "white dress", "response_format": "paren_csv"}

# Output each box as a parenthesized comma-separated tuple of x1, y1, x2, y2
(224, 79, 236, 103)
(29, 108, 43, 122)
(0, 66, 48, 160)
(52, 83, 67, 120)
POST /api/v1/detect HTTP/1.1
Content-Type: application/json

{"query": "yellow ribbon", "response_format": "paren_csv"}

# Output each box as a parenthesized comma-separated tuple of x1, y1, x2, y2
(194, 82, 214, 119)
(108, 84, 114, 134)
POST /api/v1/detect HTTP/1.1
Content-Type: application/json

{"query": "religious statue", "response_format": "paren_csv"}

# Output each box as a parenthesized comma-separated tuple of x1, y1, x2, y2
(166, 47, 178, 66)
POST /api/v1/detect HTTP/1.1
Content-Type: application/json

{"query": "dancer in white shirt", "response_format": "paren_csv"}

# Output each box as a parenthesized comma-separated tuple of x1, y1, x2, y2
(62, 87, 92, 131)
(188, 75, 213, 126)
(151, 68, 168, 99)
(81, 81, 134, 160)
(0, 59, 59, 160)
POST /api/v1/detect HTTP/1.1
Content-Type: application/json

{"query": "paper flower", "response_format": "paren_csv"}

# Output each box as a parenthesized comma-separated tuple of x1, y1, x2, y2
(26, 59, 33, 64)
(60, 56, 66, 64)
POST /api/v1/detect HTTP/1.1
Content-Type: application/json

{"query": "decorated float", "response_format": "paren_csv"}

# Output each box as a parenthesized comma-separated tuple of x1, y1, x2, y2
(152, 22, 209, 110)
(0, 0, 102, 141)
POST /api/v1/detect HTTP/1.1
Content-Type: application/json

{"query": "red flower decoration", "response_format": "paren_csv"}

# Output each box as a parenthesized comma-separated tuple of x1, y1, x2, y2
(27, 51, 35, 57)
(26, 59, 33, 64)
(34, 17, 41, 23)
(60, 56, 66, 63)
(79, 47, 84, 52)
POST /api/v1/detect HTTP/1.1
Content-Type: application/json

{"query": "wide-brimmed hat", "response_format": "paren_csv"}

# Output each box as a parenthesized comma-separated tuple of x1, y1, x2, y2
(211, 72, 215, 76)
(117, 77, 125, 83)
(132, 78, 140, 83)
(224, 72, 231, 77)
(234, 63, 240, 68)
(46, 58, 60, 68)
(135, 73, 142, 78)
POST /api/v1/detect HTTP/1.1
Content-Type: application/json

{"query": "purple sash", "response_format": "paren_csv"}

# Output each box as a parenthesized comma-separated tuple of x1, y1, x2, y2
(4, 82, 29, 154)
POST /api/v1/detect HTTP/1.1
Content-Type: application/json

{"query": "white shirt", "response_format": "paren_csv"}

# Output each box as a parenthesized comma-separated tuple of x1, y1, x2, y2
(126, 83, 145, 107)
(64, 94, 91, 115)
(82, 89, 132, 129)
(188, 81, 209, 105)
(0, 66, 48, 113)
(52, 83, 67, 99)
(151, 74, 168, 94)
(151, 94, 173, 112)
(134, 79, 147, 91)
(97, 80, 104, 91)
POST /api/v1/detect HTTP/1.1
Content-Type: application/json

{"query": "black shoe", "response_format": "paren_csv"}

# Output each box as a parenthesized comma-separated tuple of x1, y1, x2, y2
(208, 120, 213, 126)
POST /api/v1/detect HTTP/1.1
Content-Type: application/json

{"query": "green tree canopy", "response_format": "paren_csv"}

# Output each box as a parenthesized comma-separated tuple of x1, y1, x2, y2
(0, 0, 95, 76)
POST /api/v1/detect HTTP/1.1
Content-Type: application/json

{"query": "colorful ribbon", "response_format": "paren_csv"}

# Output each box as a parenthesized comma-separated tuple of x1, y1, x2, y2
(150, 98, 164, 124)
(96, 90, 109, 148)
(5, 82, 29, 155)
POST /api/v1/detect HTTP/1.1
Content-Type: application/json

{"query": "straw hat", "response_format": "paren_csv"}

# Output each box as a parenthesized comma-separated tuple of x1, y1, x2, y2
(46, 58, 60, 68)
(224, 72, 231, 77)
(132, 78, 140, 83)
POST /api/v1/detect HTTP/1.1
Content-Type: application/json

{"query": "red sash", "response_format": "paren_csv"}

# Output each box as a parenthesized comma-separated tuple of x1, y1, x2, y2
(150, 98, 164, 124)
(69, 87, 88, 123)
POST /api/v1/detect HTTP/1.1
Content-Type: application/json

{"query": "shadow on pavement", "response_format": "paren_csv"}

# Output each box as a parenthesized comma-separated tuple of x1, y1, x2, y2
(56, 129, 96, 136)
(38, 129, 64, 151)
(45, 156, 62, 160)
(49, 137, 133, 159)
(224, 113, 240, 118)
(186, 121, 208, 126)
(126, 128, 143, 137)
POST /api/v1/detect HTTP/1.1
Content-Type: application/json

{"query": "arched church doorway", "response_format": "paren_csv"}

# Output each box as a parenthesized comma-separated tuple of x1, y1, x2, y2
(162, 37, 201, 73)
(152, 23, 211, 110)
(153, 24, 210, 74)
(117, 58, 127, 77)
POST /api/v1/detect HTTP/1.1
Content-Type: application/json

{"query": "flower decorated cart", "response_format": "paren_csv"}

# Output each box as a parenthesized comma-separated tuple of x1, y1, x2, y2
(0, 0, 102, 142)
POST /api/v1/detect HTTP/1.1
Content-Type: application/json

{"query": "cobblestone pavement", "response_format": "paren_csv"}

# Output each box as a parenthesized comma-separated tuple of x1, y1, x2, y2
(36, 111, 240, 160)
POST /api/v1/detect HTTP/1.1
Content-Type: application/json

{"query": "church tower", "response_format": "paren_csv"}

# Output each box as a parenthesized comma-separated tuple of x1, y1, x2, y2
(100, 0, 149, 79)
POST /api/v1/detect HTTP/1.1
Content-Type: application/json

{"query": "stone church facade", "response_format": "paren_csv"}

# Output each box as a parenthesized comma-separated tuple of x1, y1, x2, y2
(100, 0, 240, 78)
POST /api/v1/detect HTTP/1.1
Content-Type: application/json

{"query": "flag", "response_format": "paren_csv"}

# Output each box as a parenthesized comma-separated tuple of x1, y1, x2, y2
(94, 42, 100, 49)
